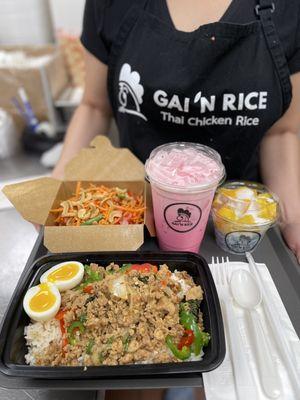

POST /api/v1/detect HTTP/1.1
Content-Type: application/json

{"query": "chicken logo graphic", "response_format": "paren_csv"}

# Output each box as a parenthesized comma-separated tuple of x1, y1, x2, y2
(176, 208, 192, 223)
(118, 63, 147, 121)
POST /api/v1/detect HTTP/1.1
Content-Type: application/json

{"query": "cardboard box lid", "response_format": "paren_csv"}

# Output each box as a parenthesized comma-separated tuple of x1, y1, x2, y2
(64, 136, 145, 181)
(3, 177, 61, 225)
(3, 136, 155, 234)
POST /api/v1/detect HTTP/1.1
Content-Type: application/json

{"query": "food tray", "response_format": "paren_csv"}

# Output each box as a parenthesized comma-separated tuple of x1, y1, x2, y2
(0, 252, 225, 380)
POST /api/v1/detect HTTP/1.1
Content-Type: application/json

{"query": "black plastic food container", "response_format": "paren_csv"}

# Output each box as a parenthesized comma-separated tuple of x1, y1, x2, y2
(0, 252, 225, 379)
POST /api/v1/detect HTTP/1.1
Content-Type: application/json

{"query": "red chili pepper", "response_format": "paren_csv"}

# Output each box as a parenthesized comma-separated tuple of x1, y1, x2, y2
(59, 319, 66, 336)
(83, 285, 93, 294)
(130, 264, 149, 272)
(178, 329, 195, 350)
(129, 263, 157, 273)
(55, 309, 65, 321)
(55, 309, 66, 336)
(55, 309, 68, 349)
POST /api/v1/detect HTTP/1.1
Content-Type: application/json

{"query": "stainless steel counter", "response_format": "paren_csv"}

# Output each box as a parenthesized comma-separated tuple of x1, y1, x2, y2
(0, 209, 97, 400)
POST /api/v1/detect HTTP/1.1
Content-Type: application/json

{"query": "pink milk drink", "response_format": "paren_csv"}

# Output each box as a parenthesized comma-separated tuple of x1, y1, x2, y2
(145, 142, 225, 252)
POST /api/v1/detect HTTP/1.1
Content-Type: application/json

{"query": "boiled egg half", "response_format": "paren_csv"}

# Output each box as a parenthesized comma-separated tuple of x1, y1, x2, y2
(23, 282, 61, 322)
(40, 261, 84, 291)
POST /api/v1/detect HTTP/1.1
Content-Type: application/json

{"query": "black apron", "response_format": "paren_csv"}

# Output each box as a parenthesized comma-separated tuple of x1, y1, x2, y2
(107, 0, 292, 180)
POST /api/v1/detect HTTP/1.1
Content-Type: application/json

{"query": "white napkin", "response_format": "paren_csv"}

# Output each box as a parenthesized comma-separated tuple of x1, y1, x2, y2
(203, 262, 300, 400)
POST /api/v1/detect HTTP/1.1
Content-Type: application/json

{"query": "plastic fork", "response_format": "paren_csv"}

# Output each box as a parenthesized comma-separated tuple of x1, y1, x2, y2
(211, 257, 257, 400)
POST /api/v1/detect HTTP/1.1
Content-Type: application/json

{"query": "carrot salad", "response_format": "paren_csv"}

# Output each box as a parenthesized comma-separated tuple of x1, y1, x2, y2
(50, 182, 145, 226)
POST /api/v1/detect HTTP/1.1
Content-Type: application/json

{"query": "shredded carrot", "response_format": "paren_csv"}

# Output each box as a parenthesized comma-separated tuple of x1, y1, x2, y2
(75, 181, 81, 197)
(114, 206, 146, 212)
(50, 183, 145, 226)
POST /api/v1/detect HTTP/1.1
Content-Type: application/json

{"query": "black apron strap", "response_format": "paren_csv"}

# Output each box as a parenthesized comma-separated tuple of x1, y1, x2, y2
(255, 0, 292, 112)
(108, 3, 146, 111)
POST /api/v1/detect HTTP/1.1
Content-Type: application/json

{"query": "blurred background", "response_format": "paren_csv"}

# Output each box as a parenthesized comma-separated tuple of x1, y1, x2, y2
(0, 0, 119, 184)
(0, 0, 119, 325)
(0, 0, 86, 184)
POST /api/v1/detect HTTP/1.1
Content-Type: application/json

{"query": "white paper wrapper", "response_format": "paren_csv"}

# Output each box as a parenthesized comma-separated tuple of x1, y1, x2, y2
(203, 262, 300, 400)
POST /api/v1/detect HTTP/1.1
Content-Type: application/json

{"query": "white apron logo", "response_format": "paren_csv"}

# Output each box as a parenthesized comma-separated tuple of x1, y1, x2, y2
(118, 63, 147, 121)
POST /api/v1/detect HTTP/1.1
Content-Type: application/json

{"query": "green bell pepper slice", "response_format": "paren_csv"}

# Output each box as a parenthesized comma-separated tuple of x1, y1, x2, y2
(68, 321, 85, 336)
(180, 310, 203, 356)
(165, 335, 191, 360)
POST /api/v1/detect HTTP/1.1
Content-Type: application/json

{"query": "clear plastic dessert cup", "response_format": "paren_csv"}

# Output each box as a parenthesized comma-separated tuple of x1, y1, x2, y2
(145, 142, 225, 252)
(211, 181, 279, 254)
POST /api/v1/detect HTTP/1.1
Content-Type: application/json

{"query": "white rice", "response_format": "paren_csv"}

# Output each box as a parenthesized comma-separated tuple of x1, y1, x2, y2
(188, 350, 204, 362)
(24, 319, 62, 365)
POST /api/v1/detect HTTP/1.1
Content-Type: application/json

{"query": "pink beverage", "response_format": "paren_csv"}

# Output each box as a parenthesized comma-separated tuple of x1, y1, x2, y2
(145, 142, 225, 252)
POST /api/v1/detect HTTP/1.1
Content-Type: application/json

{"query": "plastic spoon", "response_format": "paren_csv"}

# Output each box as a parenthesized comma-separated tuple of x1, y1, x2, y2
(230, 269, 281, 399)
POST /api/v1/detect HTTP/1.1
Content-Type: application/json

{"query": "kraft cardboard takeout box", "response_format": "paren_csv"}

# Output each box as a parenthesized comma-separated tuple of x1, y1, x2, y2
(3, 136, 155, 252)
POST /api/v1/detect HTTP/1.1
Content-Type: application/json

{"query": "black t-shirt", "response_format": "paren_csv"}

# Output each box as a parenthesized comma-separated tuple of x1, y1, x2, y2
(81, 0, 300, 75)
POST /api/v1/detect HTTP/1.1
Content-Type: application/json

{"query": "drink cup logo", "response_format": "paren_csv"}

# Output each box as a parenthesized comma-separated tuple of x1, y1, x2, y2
(176, 208, 191, 222)
(118, 63, 147, 121)
(225, 231, 261, 253)
(164, 203, 202, 233)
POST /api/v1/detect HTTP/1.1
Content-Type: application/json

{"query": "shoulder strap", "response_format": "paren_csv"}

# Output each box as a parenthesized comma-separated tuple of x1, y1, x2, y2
(255, 0, 292, 112)
(255, 0, 275, 15)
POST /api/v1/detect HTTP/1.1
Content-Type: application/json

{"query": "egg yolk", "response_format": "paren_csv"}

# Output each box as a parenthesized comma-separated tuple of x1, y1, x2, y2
(29, 284, 56, 312)
(47, 263, 79, 282)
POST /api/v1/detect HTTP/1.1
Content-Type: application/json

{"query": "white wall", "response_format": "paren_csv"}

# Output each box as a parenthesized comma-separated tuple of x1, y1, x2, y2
(0, 0, 54, 45)
(0, 0, 85, 45)
(49, 0, 85, 35)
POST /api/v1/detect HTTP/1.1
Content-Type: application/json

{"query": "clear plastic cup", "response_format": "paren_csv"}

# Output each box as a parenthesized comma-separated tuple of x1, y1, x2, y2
(145, 142, 225, 252)
(212, 181, 279, 254)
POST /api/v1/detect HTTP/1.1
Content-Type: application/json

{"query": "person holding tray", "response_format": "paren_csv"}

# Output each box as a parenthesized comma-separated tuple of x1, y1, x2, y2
(53, 2, 300, 260)
(50, 0, 300, 399)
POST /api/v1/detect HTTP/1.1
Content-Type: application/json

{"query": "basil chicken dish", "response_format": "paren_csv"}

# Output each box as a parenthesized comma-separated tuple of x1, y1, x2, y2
(25, 262, 210, 366)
